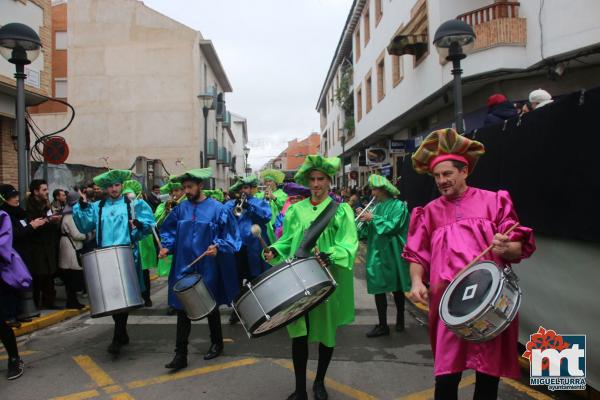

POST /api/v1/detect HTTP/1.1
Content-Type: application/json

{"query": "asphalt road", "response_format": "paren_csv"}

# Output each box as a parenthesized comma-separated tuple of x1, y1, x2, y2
(0, 258, 577, 400)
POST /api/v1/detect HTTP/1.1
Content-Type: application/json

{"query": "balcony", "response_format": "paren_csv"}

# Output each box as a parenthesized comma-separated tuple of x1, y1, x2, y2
(457, 2, 526, 51)
(217, 146, 227, 164)
(207, 139, 217, 160)
(227, 150, 232, 166)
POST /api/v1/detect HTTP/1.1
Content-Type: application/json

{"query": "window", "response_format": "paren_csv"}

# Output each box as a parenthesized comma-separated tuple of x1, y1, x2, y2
(392, 55, 404, 87)
(54, 78, 67, 98)
(354, 27, 361, 61)
(356, 85, 363, 122)
(376, 52, 385, 102)
(365, 71, 372, 113)
(55, 31, 67, 50)
(375, 0, 383, 26)
(363, 6, 371, 45)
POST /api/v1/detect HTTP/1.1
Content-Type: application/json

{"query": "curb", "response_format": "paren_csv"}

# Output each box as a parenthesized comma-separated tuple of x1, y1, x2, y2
(13, 306, 90, 337)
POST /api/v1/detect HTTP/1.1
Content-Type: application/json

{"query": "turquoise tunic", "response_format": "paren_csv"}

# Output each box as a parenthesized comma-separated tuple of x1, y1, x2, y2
(73, 196, 155, 290)
(268, 197, 357, 347)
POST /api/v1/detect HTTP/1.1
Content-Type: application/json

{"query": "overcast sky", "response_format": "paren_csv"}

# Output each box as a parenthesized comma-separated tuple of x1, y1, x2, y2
(142, 0, 351, 170)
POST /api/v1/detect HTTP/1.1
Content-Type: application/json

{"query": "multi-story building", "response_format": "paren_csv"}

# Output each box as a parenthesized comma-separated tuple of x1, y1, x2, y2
(318, 0, 600, 187)
(263, 132, 320, 181)
(229, 112, 249, 179)
(30, 0, 244, 188)
(0, 0, 52, 187)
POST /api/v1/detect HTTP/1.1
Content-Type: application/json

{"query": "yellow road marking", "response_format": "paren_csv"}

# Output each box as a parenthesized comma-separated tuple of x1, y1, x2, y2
(0, 350, 36, 361)
(223, 338, 234, 343)
(103, 385, 123, 394)
(110, 394, 135, 400)
(397, 374, 476, 400)
(49, 389, 100, 400)
(73, 355, 115, 387)
(502, 378, 553, 400)
(273, 359, 378, 400)
(127, 358, 259, 389)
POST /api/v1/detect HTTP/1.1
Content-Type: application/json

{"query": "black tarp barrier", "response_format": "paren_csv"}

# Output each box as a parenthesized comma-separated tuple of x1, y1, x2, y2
(399, 86, 600, 243)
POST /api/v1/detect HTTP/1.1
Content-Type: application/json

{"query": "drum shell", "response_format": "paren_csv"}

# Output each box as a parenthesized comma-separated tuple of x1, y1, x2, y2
(173, 274, 216, 321)
(233, 257, 336, 337)
(439, 262, 521, 342)
(82, 246, 143, 318)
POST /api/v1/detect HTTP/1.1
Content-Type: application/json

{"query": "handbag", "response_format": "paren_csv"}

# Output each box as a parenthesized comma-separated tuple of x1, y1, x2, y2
(64, 232, 83, 266)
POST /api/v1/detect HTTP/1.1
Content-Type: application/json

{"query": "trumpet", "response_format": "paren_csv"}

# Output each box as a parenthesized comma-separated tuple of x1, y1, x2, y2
(355, 197, 376, 230)
(233, 192, 247, 217)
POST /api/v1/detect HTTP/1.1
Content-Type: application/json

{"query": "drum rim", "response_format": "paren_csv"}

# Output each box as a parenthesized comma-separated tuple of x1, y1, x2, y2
(81, 245, 133, 256)
(90, 303, 143, 318)
(173, 273, 203, 293)
(245, 281, 336, 338)
(233, 257, 321, 304)
(186, 301, 217, 321)
(439, 262, 501, 326)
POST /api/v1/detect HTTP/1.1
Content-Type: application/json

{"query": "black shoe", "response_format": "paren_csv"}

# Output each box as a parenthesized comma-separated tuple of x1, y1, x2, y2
(366, 324, 390, 338)
(313, 380, 328, 400)
(42, 304, 62, 310)
(107, 335, 130, 355)
(286, 391, 308, 400)
(66, 301, 85, 310)
(6, 319, 21, 328)
(203, 343, 223, 360)
(144, 299, 153, 307)
(229, 311, 239, 325)
(165, 354, 188, 370)
(166, 307, 176, 316)
(7, 357, 24, 380)
(396, 314, 405, 332)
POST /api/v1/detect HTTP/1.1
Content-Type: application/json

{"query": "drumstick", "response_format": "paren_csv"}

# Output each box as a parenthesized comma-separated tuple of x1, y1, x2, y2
(251, 224, 269, 250)
(185, 250, 209, 270)
(151, 226, 163, 250)
(462, 222, 520, 271)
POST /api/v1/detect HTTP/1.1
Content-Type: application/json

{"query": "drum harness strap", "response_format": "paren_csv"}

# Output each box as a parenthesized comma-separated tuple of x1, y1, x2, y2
(97, 196, 134, 248)
(294, 200, 339, 259)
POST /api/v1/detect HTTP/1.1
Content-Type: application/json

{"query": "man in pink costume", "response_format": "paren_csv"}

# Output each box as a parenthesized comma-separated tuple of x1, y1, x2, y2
(402, 128, 536, 400)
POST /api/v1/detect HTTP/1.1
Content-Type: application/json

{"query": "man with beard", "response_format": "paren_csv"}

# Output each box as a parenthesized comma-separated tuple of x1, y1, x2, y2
(26, 179, 62, 309)
(403, 128, 536, 400)
(158, 169, 240, 369)
(73, 170, 155, 356)
(264, 155, 357, 400)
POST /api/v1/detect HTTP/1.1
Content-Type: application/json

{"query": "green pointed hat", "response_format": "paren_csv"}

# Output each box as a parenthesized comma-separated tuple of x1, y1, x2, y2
(122, 179, 143, 196)
(205, 189, 224, 203)
(261, 169, 285, 184)
(294, 155, 340, 187)
(93, 169, 132, 189)
(171, 168, 213, 183)
(159, 180, 184, 195)
(368, 174, 399, 196)
(229, 175, 259, 193)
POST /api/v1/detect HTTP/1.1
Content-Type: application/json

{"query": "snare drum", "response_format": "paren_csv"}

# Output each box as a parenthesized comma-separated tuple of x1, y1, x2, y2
(232, 257, 336, 338)
(439, 261, 521, 342)
(173, 274, 217, 320)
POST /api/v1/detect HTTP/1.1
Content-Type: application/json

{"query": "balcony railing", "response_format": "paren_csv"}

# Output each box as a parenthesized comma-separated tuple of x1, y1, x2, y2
(457, 2, 520, 26)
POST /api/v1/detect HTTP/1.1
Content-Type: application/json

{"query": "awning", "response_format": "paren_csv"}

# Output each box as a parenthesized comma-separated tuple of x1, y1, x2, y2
(387, 0, 428, 57)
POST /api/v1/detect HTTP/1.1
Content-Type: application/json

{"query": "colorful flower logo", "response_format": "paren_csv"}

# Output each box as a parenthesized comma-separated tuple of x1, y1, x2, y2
(522, 326, 571, 371)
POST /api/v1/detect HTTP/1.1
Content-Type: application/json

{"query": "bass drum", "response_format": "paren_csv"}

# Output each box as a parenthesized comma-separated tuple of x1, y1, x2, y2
(82, 246, 144, 318)
(439, 261, 521, 342)
(232, 257, 336, 338)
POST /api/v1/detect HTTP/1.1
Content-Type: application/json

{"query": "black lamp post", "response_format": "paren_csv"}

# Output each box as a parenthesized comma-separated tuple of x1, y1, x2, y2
(198, 92, 215, 168)
(0, 23, 41, 203)
(243, 146, 250, 177)
(433, 19, 475, 134)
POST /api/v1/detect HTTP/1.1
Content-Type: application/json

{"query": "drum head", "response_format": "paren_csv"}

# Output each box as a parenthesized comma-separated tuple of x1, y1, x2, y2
(440, 262, 500, 326)
(173, 274, 202, 293)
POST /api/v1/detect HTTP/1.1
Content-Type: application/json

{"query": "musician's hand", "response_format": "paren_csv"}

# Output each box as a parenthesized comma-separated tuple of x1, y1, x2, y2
(355, 207, 363, 215)
(78, 189, 88, 204)
(316, 252, 331, 268)
(206, 244, 218, 257)
(359, 211, 372, 222)
(408, 281, 429, 305)
(158, 248, 169, 259)
(263, 248, 275, 261)
(491, 233, 510, 256)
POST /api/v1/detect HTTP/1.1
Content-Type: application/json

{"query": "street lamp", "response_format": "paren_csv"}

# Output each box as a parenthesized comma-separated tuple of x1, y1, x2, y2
(198, 91, 215, 168)
(243, 146, 250, 177)
(0, 23, 41, 203)
(433, 19, 475, 134)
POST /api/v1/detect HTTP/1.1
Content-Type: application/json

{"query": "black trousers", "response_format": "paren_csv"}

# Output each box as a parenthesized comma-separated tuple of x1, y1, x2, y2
(112, 312, 129, 341)
(174, 308, 223, 355)
(142, 270, 151, 302)
(235, 245, 250, 289)
(0, 319, 18, 359)
(62, 269, 83, 306)
(32, 273, 56, 307)
(434, 371, 500, 400)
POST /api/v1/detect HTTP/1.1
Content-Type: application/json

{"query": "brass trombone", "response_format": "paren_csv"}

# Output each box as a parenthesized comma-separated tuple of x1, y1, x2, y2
(355, 197, 376, 230)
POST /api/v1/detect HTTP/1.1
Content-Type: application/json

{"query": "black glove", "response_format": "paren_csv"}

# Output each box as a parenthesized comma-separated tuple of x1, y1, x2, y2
(316, 252, 332, 267)
(132, 219, 143, 229)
